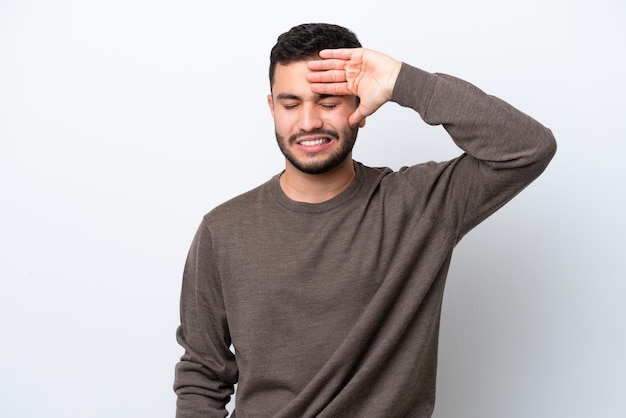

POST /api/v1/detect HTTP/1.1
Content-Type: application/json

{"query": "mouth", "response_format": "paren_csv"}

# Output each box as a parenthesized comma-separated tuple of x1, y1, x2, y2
(297, 137, 332, 147)
(293, 135, 335, 154)
(287, 129, 340, 154)
(293, 129, 338, 145)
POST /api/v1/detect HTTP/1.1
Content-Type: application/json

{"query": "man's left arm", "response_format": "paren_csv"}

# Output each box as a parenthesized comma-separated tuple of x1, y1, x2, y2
(309, 48, 556, 236)
(391, 63, 557, 236)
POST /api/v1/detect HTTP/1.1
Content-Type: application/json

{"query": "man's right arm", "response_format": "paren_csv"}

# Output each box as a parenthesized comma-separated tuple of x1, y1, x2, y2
(174, 220, 237, 417)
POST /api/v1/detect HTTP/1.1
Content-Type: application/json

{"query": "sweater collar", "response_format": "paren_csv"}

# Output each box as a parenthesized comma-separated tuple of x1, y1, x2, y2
(270, 161, 365, 213)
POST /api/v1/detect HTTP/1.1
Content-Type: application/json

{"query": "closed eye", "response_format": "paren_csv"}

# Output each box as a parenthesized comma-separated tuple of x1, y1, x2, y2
(283, 104, 298, 110)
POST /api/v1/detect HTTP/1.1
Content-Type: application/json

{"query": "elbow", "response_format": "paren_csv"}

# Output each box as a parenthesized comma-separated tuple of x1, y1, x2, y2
(536, 127, 557, 169)
(489, 126, 557, 176)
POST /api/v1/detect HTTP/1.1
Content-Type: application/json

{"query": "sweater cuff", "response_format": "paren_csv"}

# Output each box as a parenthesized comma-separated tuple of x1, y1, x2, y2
(390, 62, 438, 115)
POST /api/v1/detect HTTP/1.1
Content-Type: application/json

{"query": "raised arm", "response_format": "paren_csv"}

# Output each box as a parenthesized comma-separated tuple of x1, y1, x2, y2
(395, 62, 557, 236)
(309, 47, 556, 237)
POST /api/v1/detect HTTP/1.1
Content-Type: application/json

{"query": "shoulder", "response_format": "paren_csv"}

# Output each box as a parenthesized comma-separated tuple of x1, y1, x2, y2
(359, 158, 461, 191)
(203, 176, 277, 226)
(354, 161, 392, 185)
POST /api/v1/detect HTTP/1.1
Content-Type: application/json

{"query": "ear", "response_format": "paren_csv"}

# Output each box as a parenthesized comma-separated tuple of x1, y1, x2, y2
(267, 94, 275, 117)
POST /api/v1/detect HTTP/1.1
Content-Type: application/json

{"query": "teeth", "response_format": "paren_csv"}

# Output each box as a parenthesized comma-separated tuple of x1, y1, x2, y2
(300, 139, 328, 146)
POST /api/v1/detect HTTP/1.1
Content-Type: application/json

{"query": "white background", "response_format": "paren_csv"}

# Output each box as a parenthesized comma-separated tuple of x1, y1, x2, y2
(1, 1, 624, 417)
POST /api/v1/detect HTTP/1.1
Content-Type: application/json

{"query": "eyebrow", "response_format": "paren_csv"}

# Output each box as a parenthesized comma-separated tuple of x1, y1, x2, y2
(275, 93, 336, 101)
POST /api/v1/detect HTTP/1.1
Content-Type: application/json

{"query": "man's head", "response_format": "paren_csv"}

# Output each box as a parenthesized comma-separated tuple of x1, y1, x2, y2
(268, 23, 363, 175)
(269, 23, 362, 88)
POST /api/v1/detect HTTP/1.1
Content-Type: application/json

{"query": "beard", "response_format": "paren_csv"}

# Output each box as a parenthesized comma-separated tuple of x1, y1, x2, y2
(275, 126, 359, 175)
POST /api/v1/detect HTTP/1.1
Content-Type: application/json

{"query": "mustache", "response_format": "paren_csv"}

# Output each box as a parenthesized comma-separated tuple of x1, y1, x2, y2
(289, 129, 340, 144)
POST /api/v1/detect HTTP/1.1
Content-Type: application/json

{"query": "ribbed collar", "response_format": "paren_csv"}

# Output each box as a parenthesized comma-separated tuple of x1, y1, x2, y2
(269, 161, 366, 213)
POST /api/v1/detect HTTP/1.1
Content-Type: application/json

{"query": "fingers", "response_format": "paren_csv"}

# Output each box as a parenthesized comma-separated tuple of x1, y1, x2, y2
(307, 63, 352, 96)
(306, 55, 354, 96)
(318, 48, 358, 60)
(307, 48, 361, 71)
(306, 69, 345, 83)
(307, 58, 349, 72)
(310, 81, 351, 96)
(349, 108, 366, 129)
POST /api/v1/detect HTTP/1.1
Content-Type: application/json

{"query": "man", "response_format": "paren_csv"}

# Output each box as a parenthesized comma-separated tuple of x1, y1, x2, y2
(173, 23, 556, 417)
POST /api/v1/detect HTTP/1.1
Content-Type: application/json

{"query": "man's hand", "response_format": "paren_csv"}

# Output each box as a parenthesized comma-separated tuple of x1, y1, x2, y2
(306, 48, 402, 127)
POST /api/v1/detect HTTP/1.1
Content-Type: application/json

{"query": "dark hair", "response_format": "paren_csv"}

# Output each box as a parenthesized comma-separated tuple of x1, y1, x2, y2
(269, 23, 361, 87)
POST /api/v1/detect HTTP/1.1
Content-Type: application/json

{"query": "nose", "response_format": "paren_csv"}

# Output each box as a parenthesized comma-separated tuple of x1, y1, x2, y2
(297, 103, 323, 132)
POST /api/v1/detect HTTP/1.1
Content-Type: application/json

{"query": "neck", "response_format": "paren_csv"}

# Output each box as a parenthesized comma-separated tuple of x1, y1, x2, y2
(280, 158, 356, 203)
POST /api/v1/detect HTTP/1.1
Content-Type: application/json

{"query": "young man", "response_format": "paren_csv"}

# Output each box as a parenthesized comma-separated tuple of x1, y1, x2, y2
(173, 23, 556, 417)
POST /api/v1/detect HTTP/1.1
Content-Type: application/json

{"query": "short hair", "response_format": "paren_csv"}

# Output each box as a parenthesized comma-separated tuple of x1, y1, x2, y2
(269, 23, 362, 88)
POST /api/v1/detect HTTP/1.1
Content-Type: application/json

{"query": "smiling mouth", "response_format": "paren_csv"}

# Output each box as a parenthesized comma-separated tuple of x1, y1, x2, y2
(299, 138, 331, 147)
(290, 129, 339, 147)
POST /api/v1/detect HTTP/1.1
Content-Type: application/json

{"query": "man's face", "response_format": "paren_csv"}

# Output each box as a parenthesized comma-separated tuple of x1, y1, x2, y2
(268, 60, 362, 175)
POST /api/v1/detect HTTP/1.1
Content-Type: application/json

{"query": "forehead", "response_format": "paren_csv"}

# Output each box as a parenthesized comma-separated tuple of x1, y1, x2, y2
(271, 61, 311, 94)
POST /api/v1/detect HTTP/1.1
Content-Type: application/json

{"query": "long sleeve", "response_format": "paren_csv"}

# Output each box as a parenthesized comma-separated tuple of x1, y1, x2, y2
(390, 63, 557, 239)
(174, 221, 238, 417)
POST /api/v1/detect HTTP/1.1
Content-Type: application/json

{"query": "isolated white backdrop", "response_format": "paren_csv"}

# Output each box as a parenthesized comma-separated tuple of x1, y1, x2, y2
(1, 1, 624, 417)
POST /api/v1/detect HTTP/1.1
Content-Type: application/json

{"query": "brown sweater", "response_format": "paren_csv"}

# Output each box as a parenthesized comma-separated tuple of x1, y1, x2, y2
(174, 63, 557, 417)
